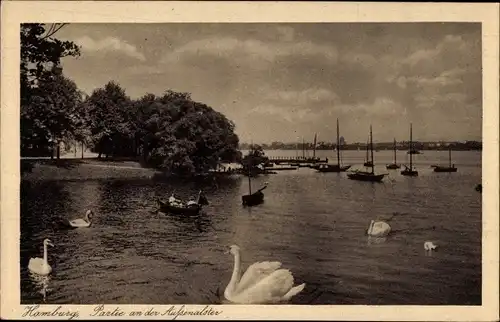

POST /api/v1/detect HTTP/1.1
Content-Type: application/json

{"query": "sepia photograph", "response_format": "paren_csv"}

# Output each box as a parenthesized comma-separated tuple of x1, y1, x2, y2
(2, 1, 499, 321)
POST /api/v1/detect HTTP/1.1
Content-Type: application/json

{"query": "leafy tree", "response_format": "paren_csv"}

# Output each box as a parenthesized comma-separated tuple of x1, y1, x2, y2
(86, 81, 133, 158)
(241, 144, 268, 172)
(123, 91, 241, 175)
(21, 72, 84, 158)
(20, 23, 81, 156)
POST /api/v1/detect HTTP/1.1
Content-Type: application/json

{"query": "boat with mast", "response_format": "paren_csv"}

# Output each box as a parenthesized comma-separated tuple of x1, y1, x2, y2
(347, 125, 387, 182)
(401, 123, 418, 176)
(241, 167, 268, 206)
(363, 136, 373, 167)
(386, 138, 401, 169)
(432, 146, 457, 172)
(316, 119, 351, 172)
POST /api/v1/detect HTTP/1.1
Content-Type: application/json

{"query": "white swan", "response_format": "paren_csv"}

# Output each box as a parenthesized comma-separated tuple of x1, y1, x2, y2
(69, 210, 93, 228)
(367, 220, 391, 237)
(28, 239, 54, 276)
(224, 245, 305, 304)
(424, 241, 438, 251)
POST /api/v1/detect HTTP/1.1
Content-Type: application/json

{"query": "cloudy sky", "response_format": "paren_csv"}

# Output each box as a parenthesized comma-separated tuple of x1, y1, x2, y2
(56, 23, 482, 144)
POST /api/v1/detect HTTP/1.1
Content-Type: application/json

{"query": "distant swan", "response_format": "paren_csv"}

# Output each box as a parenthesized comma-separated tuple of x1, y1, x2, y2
(28, 239, 54, 276)
(424, 241, 438, 251)
(367, 220, 391, 237)
(224, 245, 305, 304)
(68, 210, 93, 228)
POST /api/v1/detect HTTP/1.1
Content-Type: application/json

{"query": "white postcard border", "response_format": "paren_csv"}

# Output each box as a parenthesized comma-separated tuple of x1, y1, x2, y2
(1, 1, 498, 321)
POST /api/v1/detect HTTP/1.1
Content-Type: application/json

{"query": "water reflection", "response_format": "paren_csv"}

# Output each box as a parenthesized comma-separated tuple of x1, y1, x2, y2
(28, 273, 51, 302)
(424, 249, 437, 257)
(367, 236, 388, 245)
(159, 210, 215, 234)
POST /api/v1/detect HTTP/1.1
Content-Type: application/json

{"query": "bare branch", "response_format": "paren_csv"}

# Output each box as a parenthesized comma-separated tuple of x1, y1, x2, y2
(40, 23, 68, 40)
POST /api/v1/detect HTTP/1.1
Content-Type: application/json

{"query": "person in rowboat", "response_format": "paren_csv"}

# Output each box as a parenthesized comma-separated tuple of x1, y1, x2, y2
(187, 196, 198, 207)
(169, 193, 183, 207)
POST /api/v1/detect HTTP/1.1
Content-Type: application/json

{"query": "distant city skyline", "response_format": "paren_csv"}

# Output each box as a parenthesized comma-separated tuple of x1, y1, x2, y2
(57, 23, 482, 143)
(240, 138, 482, 145)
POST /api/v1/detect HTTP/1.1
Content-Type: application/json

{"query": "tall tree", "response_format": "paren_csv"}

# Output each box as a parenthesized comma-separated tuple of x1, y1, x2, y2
(20, 23, 81, 156)
(21, 72, 84, 158)
(86, 81, 133, 158)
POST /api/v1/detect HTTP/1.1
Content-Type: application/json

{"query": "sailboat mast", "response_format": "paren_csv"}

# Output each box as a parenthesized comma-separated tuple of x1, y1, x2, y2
(370, 125, 374, 174)
(394, 138, 397, 163)
(337, 118, 340, 166)
(409, 123, 413, 169)
(366, 137, 369, 161)
(249, 140, 253, 194)
(449, 146, 452, 167)
(313, 133, 317, 159)
(302, 137, 305, 159)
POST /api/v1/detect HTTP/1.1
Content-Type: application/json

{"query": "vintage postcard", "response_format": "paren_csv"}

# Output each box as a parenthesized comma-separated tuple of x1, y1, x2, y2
(1, 1, 499, 320)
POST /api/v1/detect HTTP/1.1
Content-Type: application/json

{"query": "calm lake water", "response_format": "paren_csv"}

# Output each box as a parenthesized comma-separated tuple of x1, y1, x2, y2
(21, 150, 482, 305)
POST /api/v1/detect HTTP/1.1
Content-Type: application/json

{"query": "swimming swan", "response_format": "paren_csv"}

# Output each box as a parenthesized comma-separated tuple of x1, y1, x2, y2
(224, 245, 305, 304)
(367, 220, 391, 237)
(28, 239, 54, 276)
(68, 210, 93, 228)
(424, 241, 438, 251)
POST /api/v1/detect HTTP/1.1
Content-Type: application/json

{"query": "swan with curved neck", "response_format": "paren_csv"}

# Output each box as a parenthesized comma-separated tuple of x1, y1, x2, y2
(28, 239, 54, 276)
(69, 210, 93, 228)
(367, 220, 391, 237)
(224, 245, 305, 304)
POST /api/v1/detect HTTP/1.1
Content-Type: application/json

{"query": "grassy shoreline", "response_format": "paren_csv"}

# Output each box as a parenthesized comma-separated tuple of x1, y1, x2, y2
(21, 158, 162, 182)
(21, 158, 242, 182)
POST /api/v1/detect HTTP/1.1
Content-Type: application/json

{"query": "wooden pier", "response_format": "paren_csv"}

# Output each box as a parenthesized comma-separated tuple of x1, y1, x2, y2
(266, 156, 328, 164)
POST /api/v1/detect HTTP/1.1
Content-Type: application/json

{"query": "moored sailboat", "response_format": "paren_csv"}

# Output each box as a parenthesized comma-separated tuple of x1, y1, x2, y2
(316, 118, 351, 172)
(386, 138, 400, 169)
(242, 168, 267, 206)
(401, 123, 418, 176)
(432, 146, 457, 172)
(347, 125, 387, 182)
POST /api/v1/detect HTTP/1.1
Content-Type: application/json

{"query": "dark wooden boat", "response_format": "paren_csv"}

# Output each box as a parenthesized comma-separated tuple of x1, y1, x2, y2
(347, 170, 386, 182)
(386, 138, 401, 169)
(347, 125, 387, 183)
(242, 185, 267, 206)
(433, 147, 457, 172)
(242, 165, 267, 206)
(316, 118, 351, 173)
(157, 190, 209, 215)
(401, 123, 418, 176)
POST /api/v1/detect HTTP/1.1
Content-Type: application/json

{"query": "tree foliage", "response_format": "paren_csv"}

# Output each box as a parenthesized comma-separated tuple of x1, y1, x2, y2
(21, 72, 85, 156)
(85, 81, 133, 158)
(84, 85, 242, 175)
(20, 23, 81, 156)
(241, 144, 268, 172)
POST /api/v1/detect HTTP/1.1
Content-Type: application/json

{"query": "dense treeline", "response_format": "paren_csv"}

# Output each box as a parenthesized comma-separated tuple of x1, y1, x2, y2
(20, 23, 242, 176)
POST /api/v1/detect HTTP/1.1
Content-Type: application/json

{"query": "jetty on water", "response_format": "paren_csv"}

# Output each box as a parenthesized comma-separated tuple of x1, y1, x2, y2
(267, 156, 328, 165)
